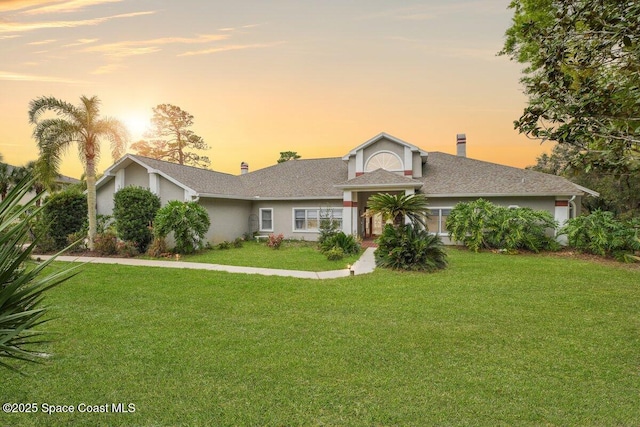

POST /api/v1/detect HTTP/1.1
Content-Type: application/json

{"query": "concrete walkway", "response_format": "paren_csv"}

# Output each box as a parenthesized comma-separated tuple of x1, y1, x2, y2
(36, 247, 377, 280)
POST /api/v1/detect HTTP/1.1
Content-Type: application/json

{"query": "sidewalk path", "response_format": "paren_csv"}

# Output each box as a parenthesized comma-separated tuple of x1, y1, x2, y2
(36, 247, 377, 280)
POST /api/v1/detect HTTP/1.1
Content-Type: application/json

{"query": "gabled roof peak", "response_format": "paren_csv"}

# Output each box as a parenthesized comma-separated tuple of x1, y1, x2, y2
(342, 132, 428, 160)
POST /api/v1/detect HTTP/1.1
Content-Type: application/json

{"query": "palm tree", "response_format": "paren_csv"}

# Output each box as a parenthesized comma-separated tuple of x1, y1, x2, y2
(28, 95, 128, 250)
(366, 192, 429, 228)
(0, 163, 10, 201)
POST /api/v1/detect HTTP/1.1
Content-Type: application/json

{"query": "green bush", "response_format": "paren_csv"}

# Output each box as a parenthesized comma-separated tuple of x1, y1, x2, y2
(233, 237, 244, 248)
(113, 186, 161, 253)
(375, 224, 448, 272)
(560, 210, 640, 261)
(116, 240, 139, 258)
(154, 201, 210, 254)
(446, 199, 558, 253)
(217, 240, 232, 250)
(320, 232, 360, 255)
(39, 189, 87, 250)
(325, 246, 345, 261)
(318, 210, 341, 246)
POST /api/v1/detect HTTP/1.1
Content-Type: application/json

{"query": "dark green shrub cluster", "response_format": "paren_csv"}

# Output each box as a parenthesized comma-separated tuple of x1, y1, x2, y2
(233, 237, 244, 248)
(325, 246, 345, 261)
(154, 201, 210, 254)
(93, 231, 118, 256)
(39, 189, 87, 250)
(560, 210, 640, 262)
(320, 232, 360, 260)
(446, 199, 558, 253)
(113, 186, 161, 253)
(375, 224, 448, 272)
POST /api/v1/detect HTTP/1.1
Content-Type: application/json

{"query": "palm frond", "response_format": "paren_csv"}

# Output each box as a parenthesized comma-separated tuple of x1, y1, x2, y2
(96, 117, 129, 161)
(0, 175, 79, 374)
(28, 96, 78, 124)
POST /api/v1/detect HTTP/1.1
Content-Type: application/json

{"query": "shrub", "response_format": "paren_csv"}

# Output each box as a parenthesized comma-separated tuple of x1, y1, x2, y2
(40, 189, 87, 250)
(66, 230, 87, 253)
(217, 240, 232, 250)
(147, 237, 168, 258)
(375, 224, 448, 272)
(154, 201, 210, 254)
(116, 240, 139, 258)
(113, 187, 161, 253)
(318, 210, 341, 245)
(446, 199, 559, 253)
(233, 237, 244, 248)
(560, 210, 640, 261)
(93, 231, 118, 256)
(267, 233, 284, 250)
(325, 246, 345, 261)
(320, 232, 360, 255)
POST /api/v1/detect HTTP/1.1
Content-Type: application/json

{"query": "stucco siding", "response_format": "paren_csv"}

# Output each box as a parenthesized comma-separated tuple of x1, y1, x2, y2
(363, 137, 405, 163)
(198, 198, 252, 243)
(158, 176, 185, 204)
(123, 163, 148, 188)
(252, 200, 343, 241)
(96, 178, 115, 216)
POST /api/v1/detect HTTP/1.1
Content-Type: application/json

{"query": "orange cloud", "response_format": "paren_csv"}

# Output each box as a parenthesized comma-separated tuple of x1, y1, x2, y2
(179, 41, 284, 57)
(0, 70, 87, 84)
(0, 11, 155, 33)
(85, 34, 229, 58)
(22, 0, 124, 15)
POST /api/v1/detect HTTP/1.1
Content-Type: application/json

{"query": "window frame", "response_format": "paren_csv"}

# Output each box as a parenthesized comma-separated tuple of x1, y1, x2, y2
(259, 208, 274, 232)
(364, 150, 404, 173)
(292, 207, 343, 233)
(427, 207, 453, 235)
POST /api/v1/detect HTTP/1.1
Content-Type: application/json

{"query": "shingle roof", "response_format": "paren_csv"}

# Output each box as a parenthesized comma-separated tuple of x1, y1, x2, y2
(101, 150, 585, 200)
(421, 152, 582, 196)
(336, 168, 423, 189)
(240, 158, 346, 198)
(129, 155, 244, 197)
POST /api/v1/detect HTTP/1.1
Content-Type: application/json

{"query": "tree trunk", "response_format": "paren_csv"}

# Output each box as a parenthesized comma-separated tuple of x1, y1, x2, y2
(86, 160, 97, 251)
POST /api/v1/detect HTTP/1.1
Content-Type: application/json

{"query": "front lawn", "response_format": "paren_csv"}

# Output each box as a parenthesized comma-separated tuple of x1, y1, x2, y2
(178, 239, 362, 271)
(2, 249, 639, 426)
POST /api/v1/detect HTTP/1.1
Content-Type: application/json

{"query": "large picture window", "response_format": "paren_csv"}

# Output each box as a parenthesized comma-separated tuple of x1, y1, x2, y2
(259, 208, 273, 232)
(426, 208, 451, 235)
(293, 208, 342, 231)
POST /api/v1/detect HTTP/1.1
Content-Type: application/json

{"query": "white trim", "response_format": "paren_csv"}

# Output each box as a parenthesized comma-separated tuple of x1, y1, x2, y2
(259, 208, 274, 232)
(364, 150, 404, 173)
(426, 206, 454, 236)
(574, 184, 600, 197)
(292, 207, 343, 233)
(342, 132, 428, 159)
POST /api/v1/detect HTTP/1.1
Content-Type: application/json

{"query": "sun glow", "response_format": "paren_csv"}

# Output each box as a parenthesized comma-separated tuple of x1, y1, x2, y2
(123, 115, 150, 140)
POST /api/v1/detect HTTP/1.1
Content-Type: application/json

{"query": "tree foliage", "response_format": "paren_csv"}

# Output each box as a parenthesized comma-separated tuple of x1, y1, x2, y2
(277, 151, 301, 163)
(28, 95, 128, 250)
(375, 224, 448, 272)
(154, 201, 210, 254)
(501, 0, 640, 174)
(131, 104, 210, 168)
(528, 143, 640, 217)
(40, 189, 88, 251)
(1, 176, 78, 373)
(366, 193, 429, 228)
(113, 186, 161, 252)
(446, 199, 558, 253)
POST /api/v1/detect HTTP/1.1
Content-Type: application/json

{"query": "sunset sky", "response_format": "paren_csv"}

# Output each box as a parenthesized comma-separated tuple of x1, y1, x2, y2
(0, 0, 550, 179)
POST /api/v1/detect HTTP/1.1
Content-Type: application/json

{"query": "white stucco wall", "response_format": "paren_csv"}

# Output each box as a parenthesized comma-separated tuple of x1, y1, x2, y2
(198, 198, 252, 243)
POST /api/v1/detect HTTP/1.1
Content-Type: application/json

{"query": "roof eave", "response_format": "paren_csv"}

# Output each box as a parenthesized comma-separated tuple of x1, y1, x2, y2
(334, 182, 424, 190)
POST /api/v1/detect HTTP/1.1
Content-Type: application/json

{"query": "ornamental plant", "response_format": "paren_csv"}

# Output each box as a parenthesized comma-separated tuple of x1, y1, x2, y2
(113, 186, 161, 253)
(375, 224, 448, 272)
(154, 201, 210, 254)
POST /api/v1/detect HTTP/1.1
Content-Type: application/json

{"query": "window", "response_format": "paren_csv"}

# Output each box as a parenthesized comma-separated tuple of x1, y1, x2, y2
(259, 208, 273, 231)
(426, 208, 452, 235)
(294, 208, 343, 231)
(365, 151, 403, 172)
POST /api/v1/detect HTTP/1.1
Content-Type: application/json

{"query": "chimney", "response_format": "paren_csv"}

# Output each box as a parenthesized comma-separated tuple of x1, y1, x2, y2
(240, 161, 249, 175)
(456, 133, 466, 157)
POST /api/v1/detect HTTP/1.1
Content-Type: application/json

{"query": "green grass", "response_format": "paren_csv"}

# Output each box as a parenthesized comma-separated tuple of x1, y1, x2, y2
(2, 250, 639, 426)
(177, 239, 362, 271)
